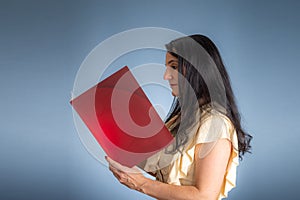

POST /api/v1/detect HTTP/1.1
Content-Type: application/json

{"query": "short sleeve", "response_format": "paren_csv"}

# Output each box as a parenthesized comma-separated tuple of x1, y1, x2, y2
(196, 113, 236, 145)
(195, 112, 240, 199)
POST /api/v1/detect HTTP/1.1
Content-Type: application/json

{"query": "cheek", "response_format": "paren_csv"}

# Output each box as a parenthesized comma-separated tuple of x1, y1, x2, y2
(174, 71, 179, 82)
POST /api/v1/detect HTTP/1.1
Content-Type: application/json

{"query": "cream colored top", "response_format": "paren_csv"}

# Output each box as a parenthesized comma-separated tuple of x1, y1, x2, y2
(144, 109, 239, 200)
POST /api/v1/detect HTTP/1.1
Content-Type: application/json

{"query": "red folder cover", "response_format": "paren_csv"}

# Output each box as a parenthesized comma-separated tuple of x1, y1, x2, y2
(70, 66, 173, 167)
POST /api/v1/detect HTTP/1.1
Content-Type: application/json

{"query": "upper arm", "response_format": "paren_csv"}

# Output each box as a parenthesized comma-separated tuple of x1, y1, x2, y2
(194, 139, 232, 199)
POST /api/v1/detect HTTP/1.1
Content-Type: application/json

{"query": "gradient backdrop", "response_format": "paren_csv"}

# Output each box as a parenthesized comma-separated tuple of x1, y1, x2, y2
(1, 0, 299, 199)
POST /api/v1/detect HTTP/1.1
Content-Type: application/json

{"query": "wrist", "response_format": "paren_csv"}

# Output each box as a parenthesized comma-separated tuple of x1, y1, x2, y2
(137, 176, 151, 194)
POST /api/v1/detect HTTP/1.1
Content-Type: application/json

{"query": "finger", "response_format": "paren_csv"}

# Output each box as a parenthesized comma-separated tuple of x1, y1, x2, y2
(112, 170, 128, 185)
(106, 157, 126, 171)
(109, 164, 129, 182)
(107, 157, 142, 174)
(112, 171, 121, 180)
(109, 164, 121, 175)
(119, 173, 128, 184)
(110, 166, 123, 181)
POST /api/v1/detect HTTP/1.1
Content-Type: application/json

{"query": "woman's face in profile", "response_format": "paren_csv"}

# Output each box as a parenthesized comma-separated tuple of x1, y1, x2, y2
(164, 52, 179, 96)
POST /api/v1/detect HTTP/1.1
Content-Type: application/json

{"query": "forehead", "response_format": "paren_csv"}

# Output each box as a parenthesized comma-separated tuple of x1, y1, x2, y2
(165, 52, 178, 62)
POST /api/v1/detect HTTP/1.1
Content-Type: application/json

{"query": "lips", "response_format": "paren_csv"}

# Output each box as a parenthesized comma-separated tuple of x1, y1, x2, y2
(170, 84, 177, 87)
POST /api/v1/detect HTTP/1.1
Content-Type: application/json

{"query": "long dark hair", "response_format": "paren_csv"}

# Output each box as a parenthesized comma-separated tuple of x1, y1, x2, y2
(165, 34, 252, 159)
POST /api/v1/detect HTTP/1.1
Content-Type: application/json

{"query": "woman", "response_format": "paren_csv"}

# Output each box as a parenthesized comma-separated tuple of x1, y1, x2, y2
(106, 34, 252, 200)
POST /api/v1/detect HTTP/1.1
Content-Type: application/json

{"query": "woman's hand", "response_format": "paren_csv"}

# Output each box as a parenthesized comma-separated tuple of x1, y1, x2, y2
(105, 156, 149, 193)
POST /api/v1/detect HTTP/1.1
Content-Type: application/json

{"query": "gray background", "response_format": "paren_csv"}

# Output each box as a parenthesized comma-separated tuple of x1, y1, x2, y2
(1, 0, 299, 199)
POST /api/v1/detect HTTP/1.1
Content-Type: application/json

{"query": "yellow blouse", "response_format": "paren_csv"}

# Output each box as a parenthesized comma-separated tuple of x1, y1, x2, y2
(144, 109, 239, 200)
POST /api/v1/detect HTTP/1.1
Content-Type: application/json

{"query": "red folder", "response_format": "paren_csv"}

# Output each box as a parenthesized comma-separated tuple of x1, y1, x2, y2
(70, 66, 173, 167)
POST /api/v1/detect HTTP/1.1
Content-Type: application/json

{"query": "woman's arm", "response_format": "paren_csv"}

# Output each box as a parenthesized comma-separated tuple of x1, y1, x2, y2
(107, 139, 232, 200)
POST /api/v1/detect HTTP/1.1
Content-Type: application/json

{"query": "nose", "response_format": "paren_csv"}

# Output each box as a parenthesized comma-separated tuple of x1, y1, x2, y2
(163, 68, 172, 80)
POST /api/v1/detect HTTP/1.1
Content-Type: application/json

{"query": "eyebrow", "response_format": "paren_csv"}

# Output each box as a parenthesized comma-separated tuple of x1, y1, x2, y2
(165, 60, 178, 65)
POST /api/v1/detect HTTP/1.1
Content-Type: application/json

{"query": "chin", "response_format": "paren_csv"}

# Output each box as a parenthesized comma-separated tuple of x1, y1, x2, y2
(171, 91, 178, 97)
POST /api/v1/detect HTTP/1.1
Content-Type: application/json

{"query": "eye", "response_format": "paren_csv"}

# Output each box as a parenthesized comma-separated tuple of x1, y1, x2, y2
(171, 65, 178, 70)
